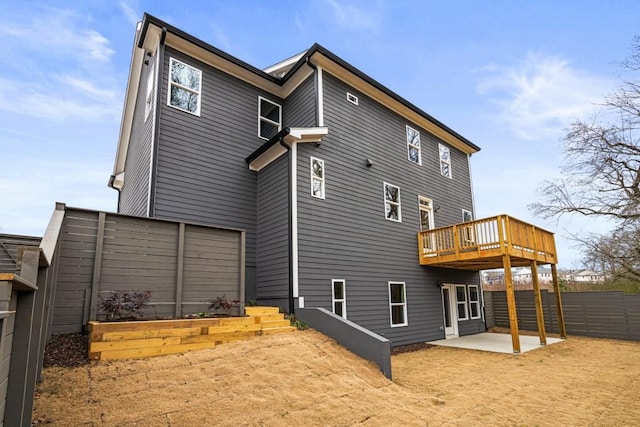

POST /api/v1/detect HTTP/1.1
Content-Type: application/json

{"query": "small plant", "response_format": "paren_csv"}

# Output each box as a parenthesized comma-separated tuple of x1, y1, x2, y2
(98, 290, 152, 321)
(207, 295, 240, 316)
(246, 299, 258, 307)
(286, 314, 308, 330)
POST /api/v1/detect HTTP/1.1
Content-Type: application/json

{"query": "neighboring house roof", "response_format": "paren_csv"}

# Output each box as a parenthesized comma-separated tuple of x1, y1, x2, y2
(111, 13, 481, 186)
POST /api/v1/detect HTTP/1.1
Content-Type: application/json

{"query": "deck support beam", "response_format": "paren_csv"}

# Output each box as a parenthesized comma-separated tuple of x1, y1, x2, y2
(502, 254, 520, 353)
(550, 264, 567, 338)
(530, 261, 547, 345)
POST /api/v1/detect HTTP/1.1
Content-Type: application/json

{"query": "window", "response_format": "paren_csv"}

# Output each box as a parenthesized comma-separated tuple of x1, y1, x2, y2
(310, 157, 325, 199)
(332, 279, 346, 318)
(347, 92, 358, 105)
(406, 126, 421, 165)
(461, 209, 474, 243)
(469, 285, 481, 319)
(439, 143, 452, 178)
(258, 96, 282, 140)
(144, 60, 156, 121)
(383, 182, 401, 222)
(455, 285, 468, 320)
(388, 282, 407, 327)
(168, 58, 202, 115)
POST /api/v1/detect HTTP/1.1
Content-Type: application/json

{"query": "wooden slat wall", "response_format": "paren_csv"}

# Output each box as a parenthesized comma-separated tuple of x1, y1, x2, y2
(486, 290, 640, 341)
(0, 234, 41, 274)
(51, 208, 244, 334)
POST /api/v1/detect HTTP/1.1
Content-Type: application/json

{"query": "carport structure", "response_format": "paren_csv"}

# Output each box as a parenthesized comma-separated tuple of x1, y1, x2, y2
(418, 214, 567, 353)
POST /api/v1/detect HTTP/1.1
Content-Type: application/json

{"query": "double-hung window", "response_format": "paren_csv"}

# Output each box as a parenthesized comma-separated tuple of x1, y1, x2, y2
(383, 182, 401, 222)
(310, 157, 325, 199)
(468, 285, 481, 319)
(332, 279, 346, 318)
(388, 282, 408, 326)
(168, 58, 202, 115)
(258, 96, 281, 140)
(406, 125, 421, 165)
(439, 143, 452, 178)
(455, 285, 468, 320)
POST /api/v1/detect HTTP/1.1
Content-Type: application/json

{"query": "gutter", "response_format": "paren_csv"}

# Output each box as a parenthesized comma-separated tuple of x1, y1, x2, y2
(305, 57, 320, 127)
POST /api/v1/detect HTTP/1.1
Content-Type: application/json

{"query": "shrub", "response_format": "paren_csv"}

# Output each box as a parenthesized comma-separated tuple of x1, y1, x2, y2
(98, 290, 152, 321)
(207, 295, 240, 316)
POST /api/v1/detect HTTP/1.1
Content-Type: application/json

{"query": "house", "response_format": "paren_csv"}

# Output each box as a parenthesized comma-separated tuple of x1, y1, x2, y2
(559, 269, 605, 283)
(109, 13, 561, 349)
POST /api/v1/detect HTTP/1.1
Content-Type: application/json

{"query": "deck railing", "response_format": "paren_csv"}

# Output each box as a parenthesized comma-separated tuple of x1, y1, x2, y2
(418, 215, 557, 267)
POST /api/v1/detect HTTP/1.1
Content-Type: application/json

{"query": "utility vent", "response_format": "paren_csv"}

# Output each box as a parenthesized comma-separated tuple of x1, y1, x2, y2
(346, 92, 358, 105)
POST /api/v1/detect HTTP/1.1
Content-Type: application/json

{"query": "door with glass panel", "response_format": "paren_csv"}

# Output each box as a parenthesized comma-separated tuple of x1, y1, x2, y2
(418, 196, 435, 253)
(441, 284, 459, 338)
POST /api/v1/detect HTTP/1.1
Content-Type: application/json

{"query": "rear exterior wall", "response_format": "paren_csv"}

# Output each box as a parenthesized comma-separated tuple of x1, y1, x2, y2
(296, 72, 483, 346)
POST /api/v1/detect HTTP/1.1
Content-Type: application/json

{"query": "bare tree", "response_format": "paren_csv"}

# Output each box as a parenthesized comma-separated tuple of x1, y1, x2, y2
(530, 37, 640, 283)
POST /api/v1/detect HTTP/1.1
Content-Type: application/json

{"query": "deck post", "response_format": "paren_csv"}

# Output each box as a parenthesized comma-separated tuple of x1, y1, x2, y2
(502, 254, 520, 353)
(530, 261, 547, 345)
(550, 264, 567, 338)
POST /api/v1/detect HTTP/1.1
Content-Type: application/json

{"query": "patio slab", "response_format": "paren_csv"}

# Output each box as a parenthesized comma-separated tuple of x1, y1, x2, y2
(429, 332, 563, 354)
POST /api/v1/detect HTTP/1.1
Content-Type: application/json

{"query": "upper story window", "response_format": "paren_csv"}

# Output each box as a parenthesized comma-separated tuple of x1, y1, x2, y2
(347, 92, 358, 105)
(168, 58, 202, 115)
(332, 279, 346, 318)
(439, 144, 452, 178)
(310, 157, 325, 199)
(383, 182, 401, 222)
(389, 282, 408, 327)
(406, 126, 421, 165)
(258, 96, 282, 140)
(144, 61, 156, 122)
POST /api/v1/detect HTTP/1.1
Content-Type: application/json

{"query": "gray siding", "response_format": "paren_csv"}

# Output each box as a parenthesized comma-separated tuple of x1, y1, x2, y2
(0, 234, 41, 274)
(283, 76, 316, 128)
(256, 155, 289, 307)
(52, 207, 244, 334)
(152, 47, 283, 295)
(296, 72, 482, 346)
(119, 51, 157, 216)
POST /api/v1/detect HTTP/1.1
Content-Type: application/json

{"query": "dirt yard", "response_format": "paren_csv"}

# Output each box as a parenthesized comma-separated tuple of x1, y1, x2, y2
(32, 330, 640, 426)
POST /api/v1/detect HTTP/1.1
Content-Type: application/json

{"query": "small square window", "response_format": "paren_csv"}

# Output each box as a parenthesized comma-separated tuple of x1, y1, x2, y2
(310, 157, 325, 199)
(332, 279, 346, 319)
(406, 126, 421, 165)
(389, 282, 408, 327)
(383, 182, 401, 222)
(347, 92, 358, 105)
(168, 58, 202, 115)
(258, 96, 282, 140)
(439, 144, 452, 178)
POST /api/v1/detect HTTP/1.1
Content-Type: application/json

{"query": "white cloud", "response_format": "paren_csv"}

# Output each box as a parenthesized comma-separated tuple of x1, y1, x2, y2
(119, 1, 140, 27)
(476, 52, 614, 140)
(322, 0, 378, 30)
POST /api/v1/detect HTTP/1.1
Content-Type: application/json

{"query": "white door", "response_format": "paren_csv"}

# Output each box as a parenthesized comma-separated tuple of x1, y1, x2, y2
(441, 284, 459, 338)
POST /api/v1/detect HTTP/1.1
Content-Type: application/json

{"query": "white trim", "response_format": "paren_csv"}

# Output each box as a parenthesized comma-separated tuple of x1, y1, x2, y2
(167, 57, 202, 116)
(248, 127, 329, 172)
(147, 53, 160, 217)
(258, 96, 282, 140)
(388, 281, 408, 327)
(332, 279, 347, 319)
(310, 156, 325, 199)
(455, 284, 469, 320)
(417, 196, 434, 231)
(461, 208, 474, 243)
(406, 125, 421, 165)
(383, 182, 402, 222)
(144, 60, 156, 122)
(317, 66, 324, 126)
(263, 50, 307, 76)
(346, 92, 358, 105)
(438, 143, 452, 179)
(291, 143, 299, 298)
(468, 285, 481, 319)
(441, 284, 459, 338)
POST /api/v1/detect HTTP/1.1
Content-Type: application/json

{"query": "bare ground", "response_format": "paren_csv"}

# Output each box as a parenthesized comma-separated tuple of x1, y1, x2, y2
(32, 330, 640, 426)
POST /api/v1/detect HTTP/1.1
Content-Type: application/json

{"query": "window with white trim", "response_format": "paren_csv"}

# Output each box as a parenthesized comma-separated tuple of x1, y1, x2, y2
(455, 285, 468, 320)
(332, 279, 346, 318)
(468, 285, 481, 319)
(310, 157, 325, 199)
(406, 125, 421, 165)
(439, 143, 452, 178)
(384, 182, 401, 222)
(144, 60, 156, 121)
(347, 92, 358, 105)
(168, 58, 202, 115)
(258, 96, 282, 140)
(418, 196, 434, 231)
(389, 282, 408, 327)
(462, 209, 474, 243)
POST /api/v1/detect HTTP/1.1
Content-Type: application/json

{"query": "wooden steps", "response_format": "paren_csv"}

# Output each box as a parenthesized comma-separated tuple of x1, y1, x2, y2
(88, 306, 296, 361)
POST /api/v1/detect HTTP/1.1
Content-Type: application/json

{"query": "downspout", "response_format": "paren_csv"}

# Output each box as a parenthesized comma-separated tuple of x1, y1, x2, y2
(148, 26, 167, 217)
(279, 138, 295, 314)
(108, 174, 121, 212)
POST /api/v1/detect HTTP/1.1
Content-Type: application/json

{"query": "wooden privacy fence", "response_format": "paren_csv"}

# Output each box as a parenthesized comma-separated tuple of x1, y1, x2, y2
(53, 206, 246, 334)
(485, 290, 640, 341)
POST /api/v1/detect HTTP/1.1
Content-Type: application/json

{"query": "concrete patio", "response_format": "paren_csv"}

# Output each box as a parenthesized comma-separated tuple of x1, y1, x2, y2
(429, 332, 564, 354)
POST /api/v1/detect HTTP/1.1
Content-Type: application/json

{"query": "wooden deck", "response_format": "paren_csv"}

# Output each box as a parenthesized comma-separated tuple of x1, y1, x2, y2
(418, 215, 557, 270)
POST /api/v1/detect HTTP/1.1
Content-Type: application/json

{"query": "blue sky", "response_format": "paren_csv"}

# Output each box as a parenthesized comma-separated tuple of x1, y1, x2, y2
(1, 0, 638, 268)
